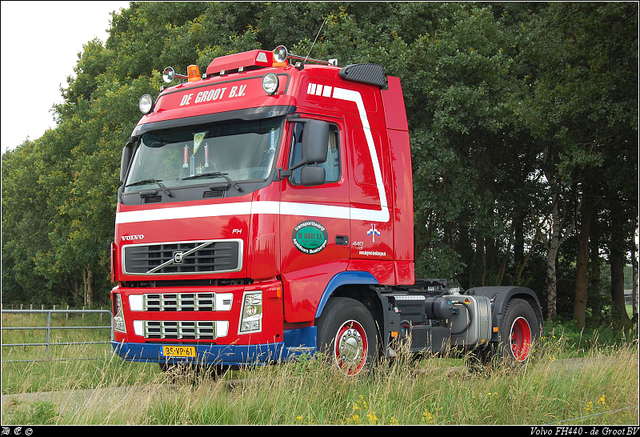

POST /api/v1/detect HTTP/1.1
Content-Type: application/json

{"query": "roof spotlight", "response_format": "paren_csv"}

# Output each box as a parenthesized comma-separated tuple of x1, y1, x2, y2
(139, 94, 153, 114)
(262, 73, 279, 95)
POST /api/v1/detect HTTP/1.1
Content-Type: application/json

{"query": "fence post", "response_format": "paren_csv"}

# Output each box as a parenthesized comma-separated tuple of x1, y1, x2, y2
(46, 311, 51, 360)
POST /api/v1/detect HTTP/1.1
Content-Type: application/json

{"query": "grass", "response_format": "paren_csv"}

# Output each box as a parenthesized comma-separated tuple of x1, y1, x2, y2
(1, 313, 638, 425)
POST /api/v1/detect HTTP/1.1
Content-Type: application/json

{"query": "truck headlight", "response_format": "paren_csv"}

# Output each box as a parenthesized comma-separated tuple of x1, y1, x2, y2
(113, 293, 126, 333)
(239, 291, 262, 333)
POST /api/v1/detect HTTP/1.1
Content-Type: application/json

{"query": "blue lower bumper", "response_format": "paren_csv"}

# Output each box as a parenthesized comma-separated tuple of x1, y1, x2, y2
(112, 327, 317, 367)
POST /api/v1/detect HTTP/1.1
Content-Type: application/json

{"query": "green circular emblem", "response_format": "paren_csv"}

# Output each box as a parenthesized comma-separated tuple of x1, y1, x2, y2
(292, 221, 328, 254)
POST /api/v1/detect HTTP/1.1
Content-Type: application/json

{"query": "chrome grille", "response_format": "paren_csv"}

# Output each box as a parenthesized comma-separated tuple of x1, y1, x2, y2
(123, 239, 242, 275)
(144, 293, 231, 312)
(143, 320, 223, 340)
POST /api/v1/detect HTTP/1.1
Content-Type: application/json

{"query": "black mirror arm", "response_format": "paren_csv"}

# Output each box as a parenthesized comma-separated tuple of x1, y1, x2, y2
(276, 167, 293, 181)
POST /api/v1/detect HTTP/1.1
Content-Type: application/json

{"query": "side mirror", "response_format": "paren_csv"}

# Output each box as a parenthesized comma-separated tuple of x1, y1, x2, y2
(290, 119, 329, 170)
(300, 166, 326, 187)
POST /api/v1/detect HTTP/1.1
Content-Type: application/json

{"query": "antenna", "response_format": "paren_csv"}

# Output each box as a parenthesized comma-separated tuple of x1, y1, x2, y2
(304, 18, 327, 63)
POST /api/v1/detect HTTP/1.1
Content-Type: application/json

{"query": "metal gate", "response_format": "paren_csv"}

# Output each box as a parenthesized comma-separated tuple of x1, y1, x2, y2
(1, 309, 113, 363)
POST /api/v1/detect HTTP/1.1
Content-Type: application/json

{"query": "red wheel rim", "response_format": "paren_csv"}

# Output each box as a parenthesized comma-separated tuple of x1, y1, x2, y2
(334, 320, 368, 375)
(509, 317, 532, 362)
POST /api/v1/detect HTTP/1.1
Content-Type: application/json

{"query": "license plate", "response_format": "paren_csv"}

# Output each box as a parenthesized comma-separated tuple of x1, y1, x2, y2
(162, 346, 196, 358)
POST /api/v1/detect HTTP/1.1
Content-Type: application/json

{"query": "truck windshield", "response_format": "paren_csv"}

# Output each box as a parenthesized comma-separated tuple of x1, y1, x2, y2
(124, 117, 282, 193)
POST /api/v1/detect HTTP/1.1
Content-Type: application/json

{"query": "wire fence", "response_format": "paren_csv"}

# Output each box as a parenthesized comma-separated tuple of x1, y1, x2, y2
(1, 308, 114, 364)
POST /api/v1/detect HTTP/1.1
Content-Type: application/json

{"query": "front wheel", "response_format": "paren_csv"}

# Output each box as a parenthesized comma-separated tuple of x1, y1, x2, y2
(316, 297, 379, 376)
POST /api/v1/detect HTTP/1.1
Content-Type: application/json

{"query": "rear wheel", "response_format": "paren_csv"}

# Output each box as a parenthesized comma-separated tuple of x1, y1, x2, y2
(500, 298, 540, 363)
(316, 297, 379, 376)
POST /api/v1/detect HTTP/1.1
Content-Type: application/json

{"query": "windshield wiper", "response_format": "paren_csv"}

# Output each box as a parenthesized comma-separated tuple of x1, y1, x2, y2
(182, 172, 243, 192)
(125, 179, 174, 198)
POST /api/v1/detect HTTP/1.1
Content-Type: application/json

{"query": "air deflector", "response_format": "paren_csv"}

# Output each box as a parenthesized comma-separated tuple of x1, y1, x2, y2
(339, 63, 387, 88)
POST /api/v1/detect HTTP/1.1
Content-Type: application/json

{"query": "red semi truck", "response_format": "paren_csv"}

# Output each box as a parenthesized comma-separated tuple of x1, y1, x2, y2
(111, 45, 543, 375)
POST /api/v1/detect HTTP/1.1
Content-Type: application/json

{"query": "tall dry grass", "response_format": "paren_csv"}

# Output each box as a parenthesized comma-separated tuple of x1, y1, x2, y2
(2, 327, 638, 425)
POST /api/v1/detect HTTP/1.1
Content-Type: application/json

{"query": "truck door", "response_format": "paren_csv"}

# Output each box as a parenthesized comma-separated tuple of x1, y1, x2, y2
(348, 124, 394, 265)
(279, 119, 350, 322)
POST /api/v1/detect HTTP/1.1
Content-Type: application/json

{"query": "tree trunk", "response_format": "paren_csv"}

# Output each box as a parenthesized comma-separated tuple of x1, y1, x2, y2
(496, 233, 512, 286)
(545, 210, 560, 320)
(480, 237, 486, 287)
(516, 213, 545, 285)
(83, 266, 94, 308)
(70, 278, 79, 303)
(589, 235, 602, 297)
(609, 205, 630, 323)
(545, 253, 558, 320)
(632, 241, 638, 322)
(609, 250, 628, 321)
(514, 210, 525, 271)
(573, 188, 593, 328)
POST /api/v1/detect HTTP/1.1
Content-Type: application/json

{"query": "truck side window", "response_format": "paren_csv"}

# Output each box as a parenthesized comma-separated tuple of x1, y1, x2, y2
(290, 123, 340, 185)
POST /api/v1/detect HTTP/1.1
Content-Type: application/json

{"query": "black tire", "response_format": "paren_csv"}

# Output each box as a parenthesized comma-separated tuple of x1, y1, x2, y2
(498, 298, 541, 363)
(316, 297, 379, 376)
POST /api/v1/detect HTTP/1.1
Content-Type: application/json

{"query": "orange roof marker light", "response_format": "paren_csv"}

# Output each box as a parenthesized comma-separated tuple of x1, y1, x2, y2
(187, 64, 201, 82)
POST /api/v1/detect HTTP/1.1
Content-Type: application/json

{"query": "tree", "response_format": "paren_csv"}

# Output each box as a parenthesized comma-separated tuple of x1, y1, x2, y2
(2, 140, 56, 304)
(400, 3, 532, 286)
(2, 2, 636, 324)
(515, 2, 638, 326)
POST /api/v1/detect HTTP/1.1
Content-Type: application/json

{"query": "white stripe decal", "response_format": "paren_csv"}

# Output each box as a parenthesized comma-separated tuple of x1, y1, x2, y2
(331, 86, 389, 222)
(116, 201, 359, 224)
(116, 85, 390, 225)
(116, 202, 252, 224)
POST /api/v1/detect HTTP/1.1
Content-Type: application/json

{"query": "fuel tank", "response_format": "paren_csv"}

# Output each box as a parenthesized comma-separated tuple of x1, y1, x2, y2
(449, 294, 492, 347)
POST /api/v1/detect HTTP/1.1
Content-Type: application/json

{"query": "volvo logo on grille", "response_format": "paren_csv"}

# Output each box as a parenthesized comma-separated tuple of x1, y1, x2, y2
(173, 251, 184, 264)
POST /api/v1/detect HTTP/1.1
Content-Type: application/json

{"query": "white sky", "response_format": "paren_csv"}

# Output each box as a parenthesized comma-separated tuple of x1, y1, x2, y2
(1, 1, 130, 154)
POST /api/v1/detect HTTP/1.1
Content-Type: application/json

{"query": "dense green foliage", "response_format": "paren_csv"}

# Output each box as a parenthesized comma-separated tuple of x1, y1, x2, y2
(2, 2, 637, 327)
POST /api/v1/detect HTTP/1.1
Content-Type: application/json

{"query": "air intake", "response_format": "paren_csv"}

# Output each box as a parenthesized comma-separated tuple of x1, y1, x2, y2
(123, 240, 242, 275)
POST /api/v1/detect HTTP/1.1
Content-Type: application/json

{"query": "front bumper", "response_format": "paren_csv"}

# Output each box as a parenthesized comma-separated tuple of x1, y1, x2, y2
(112, 326, 317, 366)
(112, 340, 284, 366)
